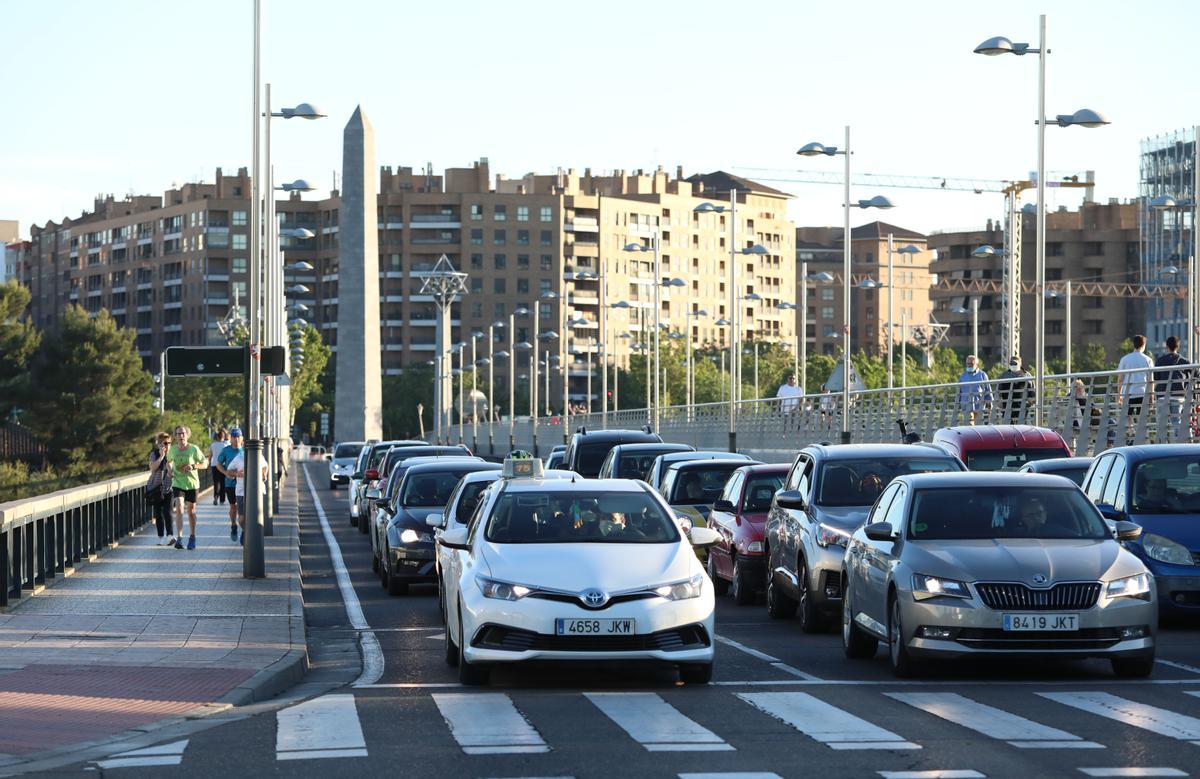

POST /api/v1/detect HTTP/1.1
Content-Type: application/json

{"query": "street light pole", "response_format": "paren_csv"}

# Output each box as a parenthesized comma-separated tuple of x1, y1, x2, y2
(532, 300, 539, 455)
(244, 0, 265, 579)
(972, 296, 981, 363)
(886, 234, 894, 392)
(800, 262, 808, 393)
(1065, 283, 1071, 374)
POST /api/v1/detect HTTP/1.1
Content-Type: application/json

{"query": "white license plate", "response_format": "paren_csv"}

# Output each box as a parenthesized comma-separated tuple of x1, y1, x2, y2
(555, 618, 636, 636)
(1002, 613, 1079, 631)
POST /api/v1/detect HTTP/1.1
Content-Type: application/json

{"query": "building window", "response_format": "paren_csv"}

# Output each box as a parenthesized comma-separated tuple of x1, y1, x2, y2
(539, 279, 552, 296)
(232, 211, 247, 227)
(540, 306, 551, 321)
(821, 306, 835, 320)
(470, 302, 483, 318)
(495, 303, 506, 319)
(494, 229, 506, 245)
(517, 206, 529, 222)
(540, 206, 553, 222)
(208, 233, 229, 248)
(821, 288, 835, 300)
(517, 229, 530, 246)
(539, 230, 552, 246)
(494, 278, 506, 293)
(470, 253, 483, 269)
(540, 255, 553, 271)
(470, 204, 482, 221)
(470, 229, 483, 245)
(517, 278, 529, 293)
(470, 278, 483, 293)
(494, 254, 507, 270)
(494, 205, 507, 222)
(232, 234, 247, 250)
(388, 253, 402, 271)
(232, 257, 247, 274)
(517, 254, 530, 269)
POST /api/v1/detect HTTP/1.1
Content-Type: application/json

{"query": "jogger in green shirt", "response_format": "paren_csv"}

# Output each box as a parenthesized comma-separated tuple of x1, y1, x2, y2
(167, 425, 207, 550)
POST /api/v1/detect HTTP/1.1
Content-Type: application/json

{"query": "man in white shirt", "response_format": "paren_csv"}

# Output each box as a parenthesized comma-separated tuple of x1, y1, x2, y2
(776, 373, 804, 414)
(1117, 334, 1155, 421)
(227, 447, 268, 546)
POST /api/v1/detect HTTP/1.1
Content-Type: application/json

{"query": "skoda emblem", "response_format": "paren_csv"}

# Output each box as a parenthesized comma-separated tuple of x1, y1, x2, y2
(1032, 574, 1048, 585)
(582, 589, 608, 607)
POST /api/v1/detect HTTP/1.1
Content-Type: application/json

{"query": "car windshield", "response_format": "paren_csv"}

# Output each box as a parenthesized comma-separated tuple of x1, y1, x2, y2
(575, 443, 617, 477)
(966, 448, 1065, 472)
(454, 480, 496, 524)
(818, 458, 961, 507)
(1131, 456, 1200, 514)
(485, 490, 679, 544)
(907, 486, 1108, 540)
(668, 464, 744, 505)
(401, 469, 479, 507)
(743, 474, 785, 512)
(335, 444, 361, 459)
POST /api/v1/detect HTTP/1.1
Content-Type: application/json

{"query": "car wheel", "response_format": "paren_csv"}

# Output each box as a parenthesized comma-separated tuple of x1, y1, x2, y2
(708, 553, 730, 596)
(329, 481, 337, 490)
(358, 511, 369, 534)
(350, 514, 358, 528)
(731, 556, 756, 606)
(797, 561, 825, 634)
(1111, 655, 1155, 678)
(371, 544, 380, 572)
(457, 603, 489, 685)
(842, 579, 878, 659)
(385, 545, 409, 596)
(766, 567, 797, 619)
(888, 595, 921, 677)
(444, 611, 459, 667)
(679, 662, 713, 684)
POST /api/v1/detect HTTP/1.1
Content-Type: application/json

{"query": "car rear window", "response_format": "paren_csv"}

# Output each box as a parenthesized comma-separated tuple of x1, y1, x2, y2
(668, 464, 744, 505)
(818, 458, 962, 507)
(967, 448, 1068, 472)
(575, 443, 616, 477)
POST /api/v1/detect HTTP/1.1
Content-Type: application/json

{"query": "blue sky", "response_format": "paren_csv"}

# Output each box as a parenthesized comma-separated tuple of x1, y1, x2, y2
(3, 0, 1198, 238)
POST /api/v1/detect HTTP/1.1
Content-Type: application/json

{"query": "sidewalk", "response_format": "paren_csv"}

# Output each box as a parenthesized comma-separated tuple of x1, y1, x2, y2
(0, 478, 306, 765)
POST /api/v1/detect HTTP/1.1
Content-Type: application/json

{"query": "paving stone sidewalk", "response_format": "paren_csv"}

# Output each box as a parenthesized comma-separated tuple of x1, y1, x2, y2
(0, 477, 306, 763)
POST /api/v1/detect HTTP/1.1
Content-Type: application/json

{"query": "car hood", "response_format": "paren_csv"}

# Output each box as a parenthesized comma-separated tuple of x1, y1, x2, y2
(1127, 512, 1200, 550)
(811, 505, 871, 530)
(902, 538, 1142, 585)
(391, 506, 443, 528)
(479, 541, 695, 592)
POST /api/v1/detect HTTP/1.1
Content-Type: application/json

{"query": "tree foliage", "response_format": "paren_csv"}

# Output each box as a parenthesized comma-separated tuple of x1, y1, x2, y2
(0, 280, 40, 420)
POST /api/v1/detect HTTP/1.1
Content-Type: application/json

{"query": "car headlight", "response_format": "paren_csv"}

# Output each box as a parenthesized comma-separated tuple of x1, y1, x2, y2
(399, 528, 433, 544)
(911, 573, 972, 601)
(476, 576, 532, 601)
(745, 540, 765, 554)
(1142, 533, 1196, 566)
(1106, 572, 1153, 601)
(655, 574, 705, 601)
(815, 523, 850, 548)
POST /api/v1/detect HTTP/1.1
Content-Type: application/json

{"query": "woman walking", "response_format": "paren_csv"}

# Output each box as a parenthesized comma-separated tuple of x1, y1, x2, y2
(147, 432, 174, 544)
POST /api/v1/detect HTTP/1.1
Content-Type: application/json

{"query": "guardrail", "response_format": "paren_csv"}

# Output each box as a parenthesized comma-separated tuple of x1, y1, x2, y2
(0, 468, 211, 608)
(447, 363, 1200, 460)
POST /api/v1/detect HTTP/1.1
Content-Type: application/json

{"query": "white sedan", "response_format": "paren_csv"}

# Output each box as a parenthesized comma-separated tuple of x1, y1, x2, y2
(439, 459, 719, 685)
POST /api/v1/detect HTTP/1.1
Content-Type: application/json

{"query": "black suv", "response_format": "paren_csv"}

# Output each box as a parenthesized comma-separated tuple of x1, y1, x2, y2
(765, 443, 965, 632)
(561, 428, 662, 478)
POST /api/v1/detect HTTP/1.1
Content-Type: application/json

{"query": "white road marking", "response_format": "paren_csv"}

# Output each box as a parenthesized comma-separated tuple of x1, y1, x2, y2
(355, 682, 464, 689)
(1158, 659, 1200, 675)
(1077, 770, 1188, 777)
(714, 678, 1200, 687)
(275, 694, 368, 761)
(715, 635, 822, 680)
(679, 774, 784, 779)
(886, 692, 1102, 749)
(737, 692, 919, 750)
(303, 466, 385, 687)
(878, 772, 986, 779)
(433, 693, 549, 754)
(1042, 692, 1200, 744)
(93, 739, 189, 770)
(585, 692, 732, 752)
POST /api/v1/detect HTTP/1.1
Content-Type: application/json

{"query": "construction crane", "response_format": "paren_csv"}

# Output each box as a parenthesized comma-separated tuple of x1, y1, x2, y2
(939, 277, 1185, 299)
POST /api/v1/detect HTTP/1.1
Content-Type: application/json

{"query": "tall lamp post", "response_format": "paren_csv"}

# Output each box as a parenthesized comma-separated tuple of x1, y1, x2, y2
(508, 306, 530, 450)
(799, 270, 835, 393)
(974, 14, 1110, 423)
(684, 308, 709, 409)
(798, 129, 894, 442)
(1044, 285, 1071, 373)
(952, 298, 981, 363)
(890, 244, 921, 391)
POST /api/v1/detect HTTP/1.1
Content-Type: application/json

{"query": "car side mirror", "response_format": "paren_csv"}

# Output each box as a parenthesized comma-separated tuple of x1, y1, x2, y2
(689, 527, 721, 547)
(439, 527, 470, 550)
(1096, 503, 1126, 522)
(426, 513, 446, 529)
(712, 499, 736, 513)
(864, 522, 896, 542)
(365, 487, 381, 500)
(1114, 520, 1143, 541)
(774, 489, 807, 511)
(376, 500, 392, 514)
(353, 471, 364, 480)
(325, 454, 333, 461)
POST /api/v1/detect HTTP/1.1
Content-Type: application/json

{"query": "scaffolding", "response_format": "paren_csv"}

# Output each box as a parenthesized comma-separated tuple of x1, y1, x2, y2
(1140, 128, 1198, 353)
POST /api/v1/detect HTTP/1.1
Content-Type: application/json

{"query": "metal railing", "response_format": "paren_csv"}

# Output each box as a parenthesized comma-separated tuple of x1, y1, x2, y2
(0, 468, 211, 608)
(449, 364, 1200, 460)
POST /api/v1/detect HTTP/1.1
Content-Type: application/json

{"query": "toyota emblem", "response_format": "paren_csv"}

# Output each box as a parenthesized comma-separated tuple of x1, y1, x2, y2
(1032, 574, 1048, 585)
(582, 589, 608, 607)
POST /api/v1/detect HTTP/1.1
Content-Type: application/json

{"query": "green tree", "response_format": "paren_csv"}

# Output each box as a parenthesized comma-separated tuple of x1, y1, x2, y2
(382, 363, 435, 439)
(0, 280, 40, 420)
(24, 306, 156, 468)
(289, 325, 331, 415)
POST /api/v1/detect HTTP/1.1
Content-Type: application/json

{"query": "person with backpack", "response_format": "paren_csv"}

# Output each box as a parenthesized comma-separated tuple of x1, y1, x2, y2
(997, 356, 1036, 423)
(1154, 335, 1192, 441)
(147, 432, 174, 544)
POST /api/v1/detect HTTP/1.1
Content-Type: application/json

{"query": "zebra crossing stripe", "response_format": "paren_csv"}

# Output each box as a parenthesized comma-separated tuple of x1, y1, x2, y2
(678, 774, 784, 779)
(93, 739, 189, 770)
(877, 772, 986, 779)
(1041, 692, 1200, 745)
(1077, 770, 1188, 777)
(585, 692, 733, 751)
(737, 692, 919, 750)
(886, 692, 1103, 749)
(432, 693, 549, 755)
(275, 694, 368, 761)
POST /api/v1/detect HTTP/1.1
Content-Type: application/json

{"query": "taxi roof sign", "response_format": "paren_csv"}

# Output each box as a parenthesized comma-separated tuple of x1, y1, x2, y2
(503, 456, 543, 479)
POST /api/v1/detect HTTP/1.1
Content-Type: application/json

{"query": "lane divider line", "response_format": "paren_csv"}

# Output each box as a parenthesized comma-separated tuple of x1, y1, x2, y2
(715, 634, 823, 681)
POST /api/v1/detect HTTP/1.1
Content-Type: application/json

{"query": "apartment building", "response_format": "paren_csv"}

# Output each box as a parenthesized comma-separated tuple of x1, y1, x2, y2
(929, 201, 1142, 367)
(794, 222, 935, 358)
(20, 164, 794, 410)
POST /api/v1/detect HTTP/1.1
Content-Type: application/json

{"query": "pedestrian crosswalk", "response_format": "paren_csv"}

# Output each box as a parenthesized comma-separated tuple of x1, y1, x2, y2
(886, 692, 1103, 749)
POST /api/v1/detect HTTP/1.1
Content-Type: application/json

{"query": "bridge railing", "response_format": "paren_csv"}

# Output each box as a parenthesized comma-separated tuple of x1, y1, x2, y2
(454, 363, 1200, 460)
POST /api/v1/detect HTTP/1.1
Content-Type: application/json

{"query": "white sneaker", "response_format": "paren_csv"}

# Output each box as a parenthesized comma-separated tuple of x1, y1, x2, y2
(165, 537, 176, 547)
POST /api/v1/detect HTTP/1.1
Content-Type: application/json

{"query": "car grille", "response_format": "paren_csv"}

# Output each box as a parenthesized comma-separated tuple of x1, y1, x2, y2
(472, 623, 711, 652)
(526, 591, 657, 611)
(954, 627, 1123, 651)
(975, 582, 1101, 611)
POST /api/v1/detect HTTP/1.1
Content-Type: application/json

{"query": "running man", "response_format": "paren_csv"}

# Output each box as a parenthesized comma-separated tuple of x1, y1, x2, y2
(167, 425, 207, 550)
(216, 428, 244, 540)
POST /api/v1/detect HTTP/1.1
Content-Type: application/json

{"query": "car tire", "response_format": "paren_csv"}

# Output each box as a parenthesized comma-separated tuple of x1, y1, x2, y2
(385, 545, 409, 596)
(888, 595, 921, 677)
(444, 613, 459, 667)
(457, 604, 489, 685)
(1111, 655, 1155, 678)
(731, 556, 756, 606)
(329, 481, 337, 490)
(679, 662, 713, 685)
(371, 545, 380, 572)
(358, 512, 369, 534)
(708, 553, 730, 596)
(350, 514, 358, 528)
(766, 568, 797, 619)
(797, 561, 825, 634)
(842, 580, 878, 659)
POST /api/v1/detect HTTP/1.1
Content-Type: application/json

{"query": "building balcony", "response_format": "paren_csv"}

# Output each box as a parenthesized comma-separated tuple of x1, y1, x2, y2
(382, 221, 404, 230)
(381, 271, 405, 279)
(164, 277, 183, 286)
(206, 297, 230, 305)
(110, 307, 126, 315)
(206, 226, 230, 235)
(164, 301, 183, 309)
(410, 343, 436, 351)
(207, 274, 230, 282)
(565, 218, 599, 233)
(409, 318, 461, 326)
(322, 226, 339, 235)
(410, 237, 458, 245)
(164, 324, 183, 332)
(164, 231, 183, 241)
(409, 216, 462, 228)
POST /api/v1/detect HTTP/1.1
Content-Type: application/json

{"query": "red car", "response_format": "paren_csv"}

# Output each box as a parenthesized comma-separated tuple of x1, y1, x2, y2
(706, 463, 789, 605)
(930, 424, 1071, 471)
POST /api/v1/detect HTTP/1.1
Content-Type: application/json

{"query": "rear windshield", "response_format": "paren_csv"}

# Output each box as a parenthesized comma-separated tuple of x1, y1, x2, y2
(1131, 456, 1200, 514)
(616, 448, 689, 480)
(668, 464, 744, 505)
(485, 490, 679, 544)
(335, 444, 362, 459)
(574, 443, 617, 477)
(908, 486, 1108, 540)
(401, 469, 480, 507)
(1042, 465, 1089, 487)
(818, 458, 962, 507)
(967, 448, 1066, 472)
(743, 474, 785, 512)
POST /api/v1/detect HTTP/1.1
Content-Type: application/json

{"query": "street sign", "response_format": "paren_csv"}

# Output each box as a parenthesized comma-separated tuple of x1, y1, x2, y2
(166, 346, 287, 377)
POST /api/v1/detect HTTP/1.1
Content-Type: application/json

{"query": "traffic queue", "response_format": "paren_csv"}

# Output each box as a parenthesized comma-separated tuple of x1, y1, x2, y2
(328, 421, 1199, 684)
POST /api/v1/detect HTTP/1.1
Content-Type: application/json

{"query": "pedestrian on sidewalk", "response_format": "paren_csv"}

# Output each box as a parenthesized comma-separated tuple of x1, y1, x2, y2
(147, 432, 174, 544)
(776, 373, 803, 415)
(957, 355, 992, 424)
(216, 428, 244, 541)
(998, 356, 1035, 423)
(227, 443, 267, 546)
(167, 424, 207, 550)
(209, 429, 229, 506)
(1154, 335, 1192, 442)
(1117, 334, 1155, 442)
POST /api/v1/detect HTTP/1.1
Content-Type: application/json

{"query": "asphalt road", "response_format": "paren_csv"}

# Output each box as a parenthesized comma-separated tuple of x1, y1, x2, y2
(49, 463, 1200, 778)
